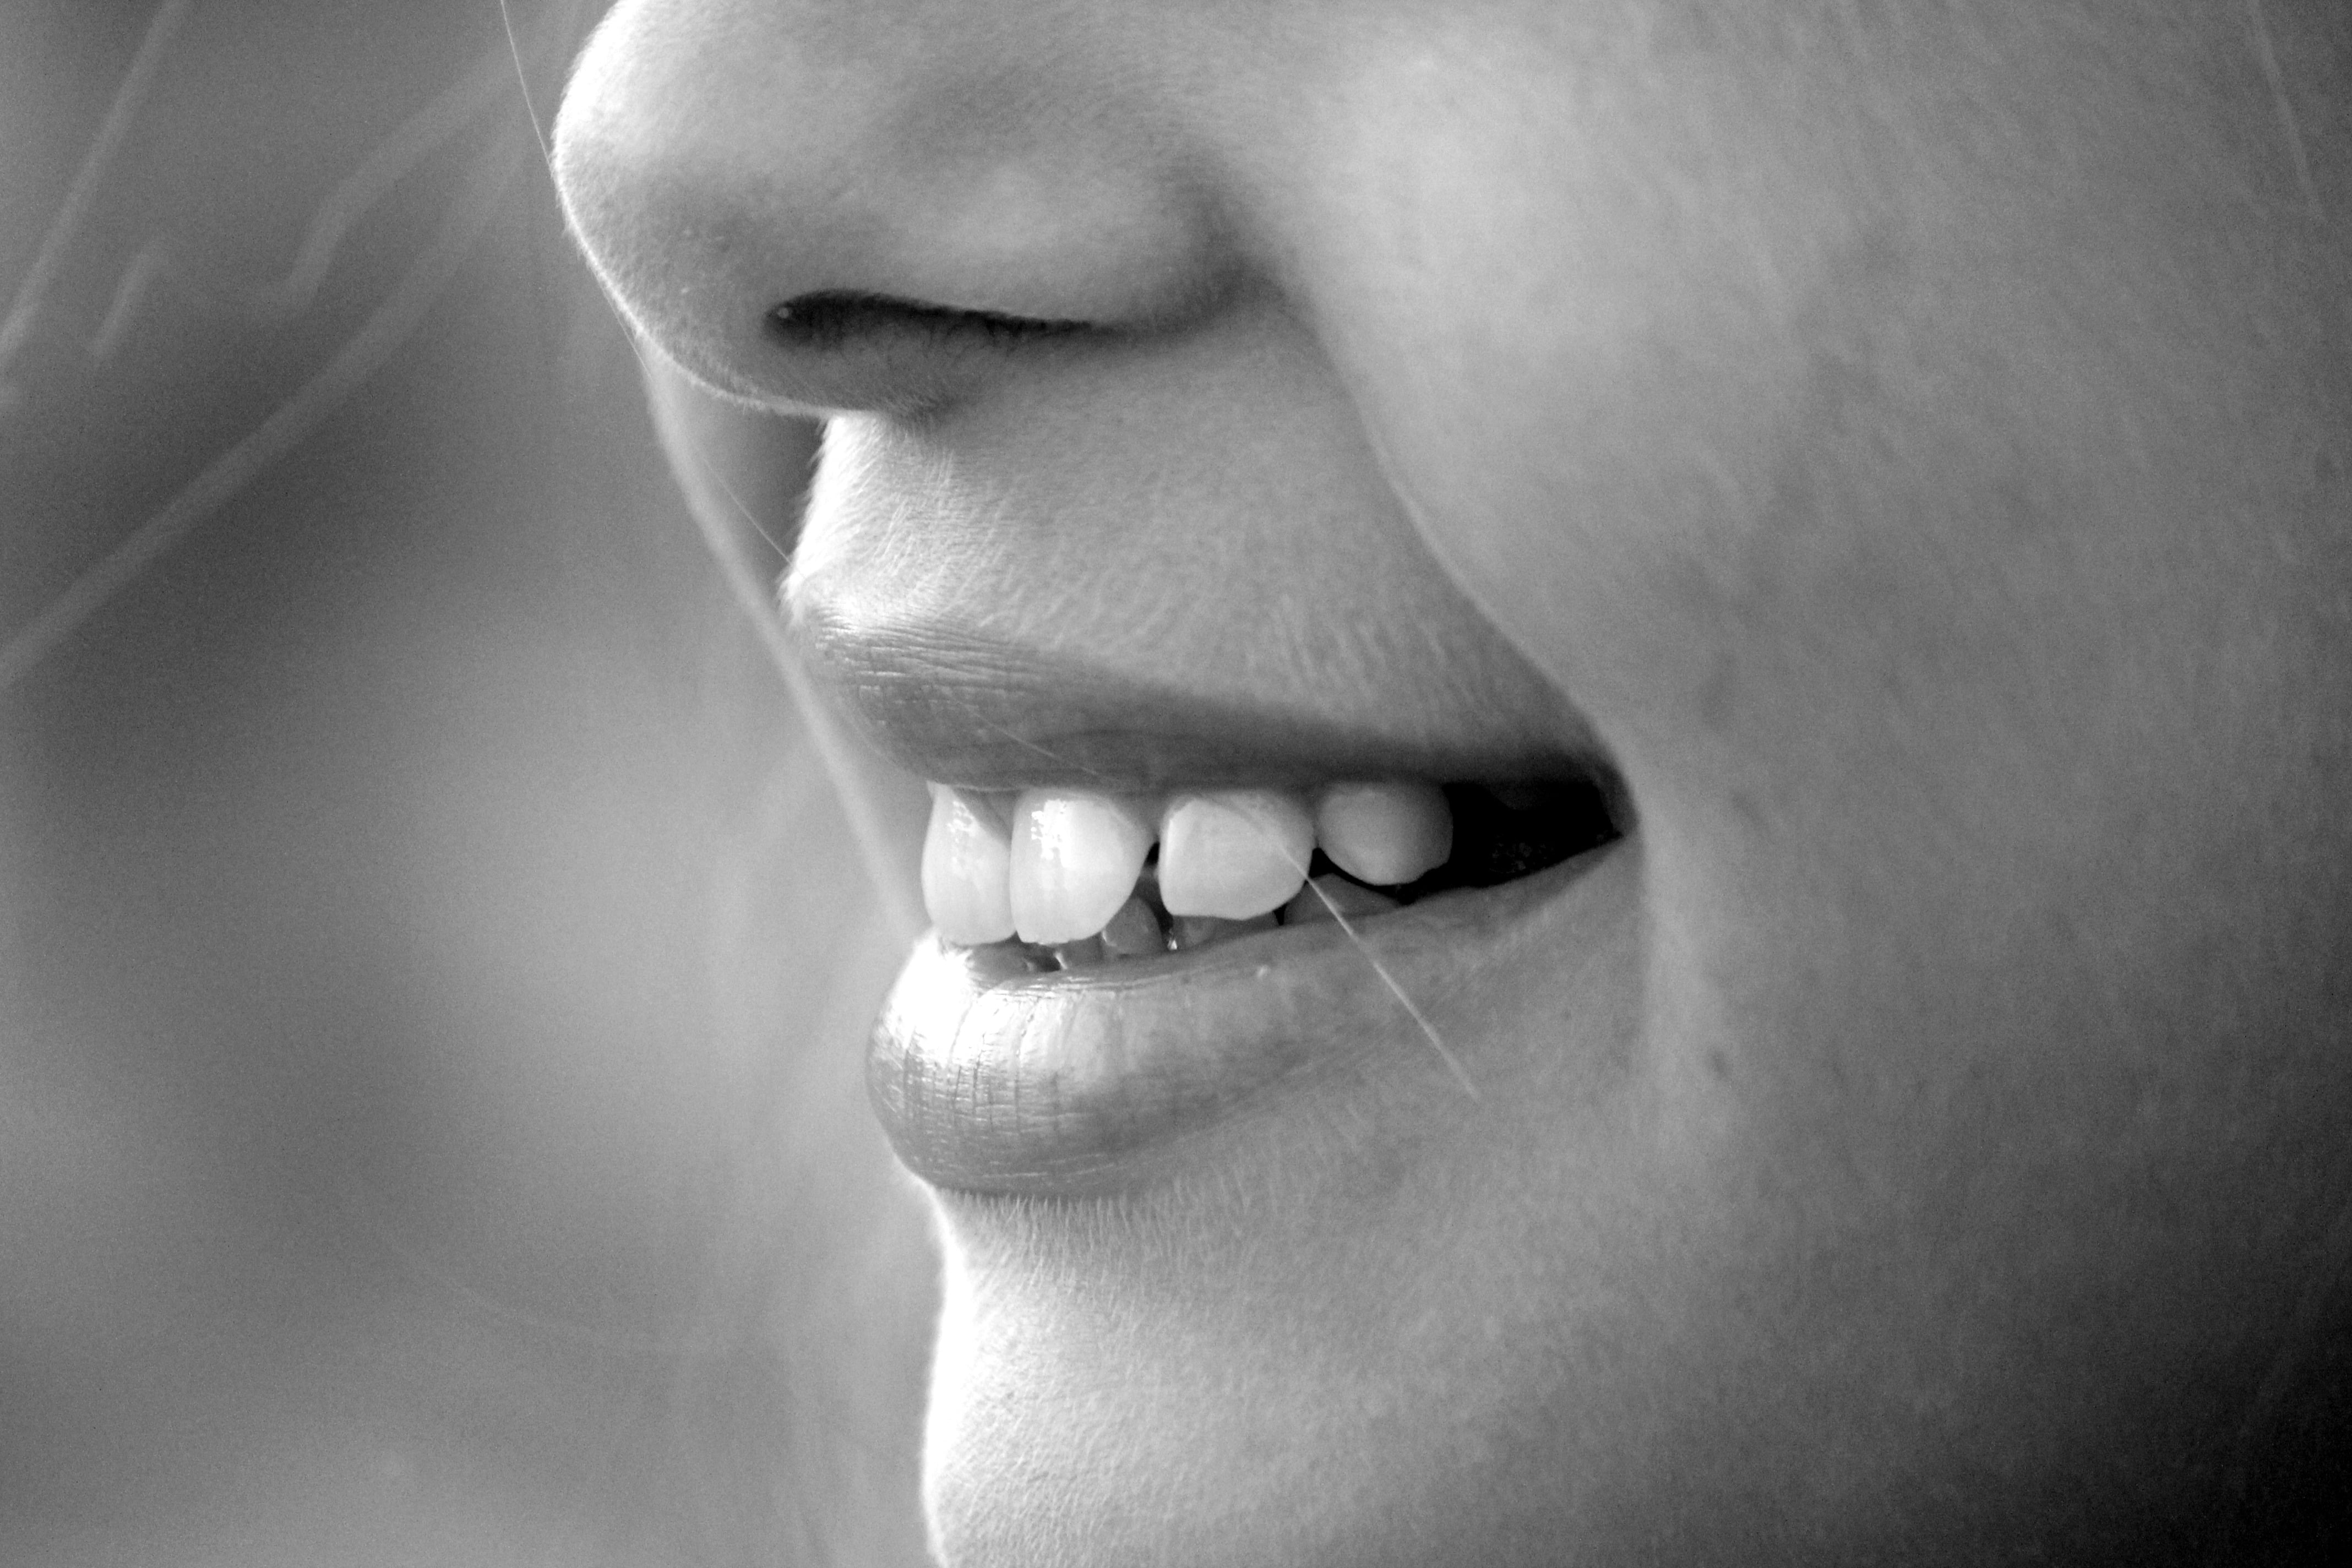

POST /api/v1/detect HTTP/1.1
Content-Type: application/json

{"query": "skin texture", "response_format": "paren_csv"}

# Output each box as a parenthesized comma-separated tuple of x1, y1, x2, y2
(554, 1, 2352, 1562)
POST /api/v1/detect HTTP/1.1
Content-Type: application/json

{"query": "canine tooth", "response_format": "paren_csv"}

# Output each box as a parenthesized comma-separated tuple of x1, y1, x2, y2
(1281, 875, 1402, 926)
(921, 784, 1016, 945)
(1313, 781, 1452, 886)
(1099, 895, 1167, 957)
(1158, 790, 1314, 918)
(1010, 788, 1156, 945)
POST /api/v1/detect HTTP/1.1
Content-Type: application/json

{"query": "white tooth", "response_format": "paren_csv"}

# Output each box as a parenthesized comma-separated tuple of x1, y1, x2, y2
(921, 784, 1016, 945)
(1281, 875, 1402, 926)
(1010, 788, 1157, 945)
(1313, 781, 1452, 887)
(1158, 790, 1314, 919)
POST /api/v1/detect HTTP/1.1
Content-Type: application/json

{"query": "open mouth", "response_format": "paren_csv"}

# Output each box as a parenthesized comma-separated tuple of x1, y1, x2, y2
(869, 759, 1634, 1196)
(922, 773, 1629, 968)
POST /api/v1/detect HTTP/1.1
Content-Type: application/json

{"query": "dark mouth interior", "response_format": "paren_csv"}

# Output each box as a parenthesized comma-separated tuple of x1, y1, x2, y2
(1373, 774, 1629, 902)
(1009, 767, 1631, 970)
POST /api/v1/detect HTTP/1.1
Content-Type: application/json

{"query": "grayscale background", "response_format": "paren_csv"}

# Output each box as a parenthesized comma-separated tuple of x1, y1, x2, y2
(1, 4, 926, 1563)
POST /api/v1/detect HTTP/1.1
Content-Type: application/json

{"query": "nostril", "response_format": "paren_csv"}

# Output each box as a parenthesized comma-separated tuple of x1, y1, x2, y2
(555, 0, 1234, 415)
(767, 292, 1094, 353)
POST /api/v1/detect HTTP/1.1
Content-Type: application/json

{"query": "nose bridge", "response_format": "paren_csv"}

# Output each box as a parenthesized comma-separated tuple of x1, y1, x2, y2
(553, 0, 1223, 409)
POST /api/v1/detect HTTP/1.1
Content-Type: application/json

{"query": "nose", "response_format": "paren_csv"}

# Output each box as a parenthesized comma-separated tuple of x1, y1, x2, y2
(552, 0, 1228, 413)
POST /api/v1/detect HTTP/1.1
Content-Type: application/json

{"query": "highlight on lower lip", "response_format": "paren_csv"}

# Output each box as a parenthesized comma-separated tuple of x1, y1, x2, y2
(867, 932, 1335, 1195)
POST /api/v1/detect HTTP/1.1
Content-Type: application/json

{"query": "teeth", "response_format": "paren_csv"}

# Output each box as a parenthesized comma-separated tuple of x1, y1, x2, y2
(921, 785, 1016, 946)
(1157, 790, 1315, 919)
(1313, 781, 1451, 888)
(1009, 787, 1157, 945)
(1281, 875, 1402, 926)
(918, 778, 1463, 952)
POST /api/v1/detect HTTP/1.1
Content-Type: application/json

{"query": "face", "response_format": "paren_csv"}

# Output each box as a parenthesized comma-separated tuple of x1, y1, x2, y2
(553, 1, 2352, 1561)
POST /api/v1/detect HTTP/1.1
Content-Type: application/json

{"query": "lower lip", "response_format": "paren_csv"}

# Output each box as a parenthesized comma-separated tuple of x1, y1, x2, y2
(867, 837, 1632, 1196)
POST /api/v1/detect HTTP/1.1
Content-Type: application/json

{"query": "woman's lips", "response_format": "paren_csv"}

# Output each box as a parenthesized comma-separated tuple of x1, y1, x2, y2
(868, 839, 1627, 1196)
(796, 595, 1632, 1195)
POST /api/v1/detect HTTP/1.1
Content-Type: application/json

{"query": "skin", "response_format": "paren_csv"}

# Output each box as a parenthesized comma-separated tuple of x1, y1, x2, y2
(554, 1, 2352, 1562)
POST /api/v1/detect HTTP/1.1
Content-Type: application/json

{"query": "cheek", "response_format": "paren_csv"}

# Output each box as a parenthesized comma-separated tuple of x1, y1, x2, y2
(1287, 11, 2236, 901)
(1284, 18, 1868, 758)
(1284, 0, 2352, 1351)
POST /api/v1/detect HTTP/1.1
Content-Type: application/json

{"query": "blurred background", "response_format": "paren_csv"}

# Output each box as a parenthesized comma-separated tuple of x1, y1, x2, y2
(2, 3, 934, 1562)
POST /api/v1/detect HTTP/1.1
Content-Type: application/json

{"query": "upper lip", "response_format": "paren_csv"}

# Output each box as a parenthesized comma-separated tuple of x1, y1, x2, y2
(788, 611, 1611, 793)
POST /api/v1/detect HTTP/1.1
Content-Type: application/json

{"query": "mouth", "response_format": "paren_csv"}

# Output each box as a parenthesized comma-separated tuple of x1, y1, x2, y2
(868, 765, 1632, 1195)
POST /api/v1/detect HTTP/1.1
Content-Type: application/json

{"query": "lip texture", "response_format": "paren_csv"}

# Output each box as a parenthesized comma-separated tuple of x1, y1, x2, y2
(868, 839, 1626, 1195)
(790, 618, 1609, 792)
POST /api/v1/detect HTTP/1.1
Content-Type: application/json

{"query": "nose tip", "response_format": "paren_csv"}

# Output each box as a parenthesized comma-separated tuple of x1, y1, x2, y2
(552, 0, 1228, 412)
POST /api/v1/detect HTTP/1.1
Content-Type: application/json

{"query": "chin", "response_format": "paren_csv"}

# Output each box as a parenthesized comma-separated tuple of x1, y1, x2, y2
(891, 847, 1638, 1566)
(918, 1213, 1596, 1568)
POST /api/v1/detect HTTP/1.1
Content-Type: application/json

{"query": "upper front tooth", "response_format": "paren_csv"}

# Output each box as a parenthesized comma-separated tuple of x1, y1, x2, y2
(1158, 789, 1314, 918)
(1010, 788, 1157, 945)
(922, 785, 1016, 945)
(1313, 780, 1452, 886)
